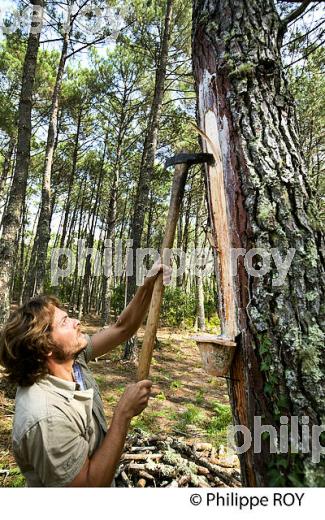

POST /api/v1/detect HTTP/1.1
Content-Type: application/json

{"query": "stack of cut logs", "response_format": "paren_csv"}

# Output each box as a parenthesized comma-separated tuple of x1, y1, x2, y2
(115, 430, 241, 488)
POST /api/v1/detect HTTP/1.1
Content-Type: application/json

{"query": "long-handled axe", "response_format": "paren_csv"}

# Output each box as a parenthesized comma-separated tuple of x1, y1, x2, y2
(137, 152, 214, 381)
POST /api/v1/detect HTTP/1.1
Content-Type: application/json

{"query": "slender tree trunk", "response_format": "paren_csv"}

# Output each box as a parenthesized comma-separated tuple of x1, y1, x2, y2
(0, 0, 44, 323)
(10, 201, 25, 301)
(60, 106, 82, 249)
(83, 133, 108, 313)
(0, 145, 16, 232)
(0, 174, 14, 235)
(195, 189, 205, 331)
(91, 224, 106, 311)
(118, 195, 129, 241)
(193, 0, 325, 486)
(24, 27, 70, 299)
(181, 178, 193, 287)
(52, 205, 65, 251)
(124, 0, 174, 359)
(176, 202, 183, 287)
(101, 97, 128, 325)
(145, 190, 154, 253)
(101, 165, 119, 325)
(83, 213, 98, 314)
(0, 137, 15, 204)
(76, 212, 88, 319)
(196, 273, 205, 329)
(70, 188, 86, 312)
(15, 199, 27, 305)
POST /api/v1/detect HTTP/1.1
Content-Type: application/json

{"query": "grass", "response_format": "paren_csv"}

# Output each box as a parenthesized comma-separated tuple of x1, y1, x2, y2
(154, 391, 167, 401)
(130, 408, 174, 434)
(169, 380, 183, 390)
(205, 315, 221, 333)
(94, 375, 105, 385)
(0, 410, 26, 487)
(105, 394, 118, 406)
(169, 401, 233, 448)
(115, 384, 126, 395)
(205, 402, 233, 447)
(129, 401, 232, 448)
(209, 402, 232, 429)
(175, 351, 185, 361)
(5, 467, 25, 487)
(194, 389, 205, 405)
(127, 394, 232, 450)
(175, 404, 206, 431)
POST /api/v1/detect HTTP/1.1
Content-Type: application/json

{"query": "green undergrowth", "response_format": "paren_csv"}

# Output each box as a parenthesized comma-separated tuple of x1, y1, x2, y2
(130, 408, 175, 433)
(0, 464, 25, 487)
(206, 402, 233, 446)
(175, 404, 206, 430)
(129, 401, 233, 449)
(173, 401, 232, 447)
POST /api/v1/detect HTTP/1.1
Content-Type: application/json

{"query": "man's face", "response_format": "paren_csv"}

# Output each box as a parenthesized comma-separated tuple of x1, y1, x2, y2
(49, 306, 88, 362)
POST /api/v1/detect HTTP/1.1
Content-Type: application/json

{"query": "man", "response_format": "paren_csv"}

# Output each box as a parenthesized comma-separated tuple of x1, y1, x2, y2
(0, 264, 171, 487)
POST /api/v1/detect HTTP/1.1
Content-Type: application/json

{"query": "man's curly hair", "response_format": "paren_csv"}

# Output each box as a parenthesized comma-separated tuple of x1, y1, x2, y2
(0, 296, 61, 387)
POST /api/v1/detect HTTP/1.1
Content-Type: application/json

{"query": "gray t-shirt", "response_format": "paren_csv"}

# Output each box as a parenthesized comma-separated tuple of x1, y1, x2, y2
(12, 336, 107, 487)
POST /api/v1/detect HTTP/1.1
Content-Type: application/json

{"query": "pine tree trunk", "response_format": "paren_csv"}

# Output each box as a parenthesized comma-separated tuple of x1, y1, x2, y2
(0, 137, 15, 205)
(90, 225, 105, 309)
(176, 202, 183, 288)
(60, 106, 82, 249)
(101, 164, 119, 325)
(195, 189, 205, 331)
(181, 178, 193, 287)
(196, 273, 205, 330)
(192, 0, 325, 486)
(83, 133, 108, 313)
(0, 0, 44, 324)
(70, 189, 86, 312)
(15, 199, 27, 305)
(145, 190, 154, 253)
(124, 0, 174, 359)
(64, 175, 85, 253)
(24, 28, 70, 299)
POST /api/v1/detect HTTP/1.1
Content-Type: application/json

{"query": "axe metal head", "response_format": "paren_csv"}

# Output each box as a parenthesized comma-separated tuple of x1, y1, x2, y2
(165, 152, 215, 169)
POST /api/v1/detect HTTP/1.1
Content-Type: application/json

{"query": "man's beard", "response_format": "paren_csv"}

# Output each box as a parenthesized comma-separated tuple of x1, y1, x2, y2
(50, 342, 85, 363)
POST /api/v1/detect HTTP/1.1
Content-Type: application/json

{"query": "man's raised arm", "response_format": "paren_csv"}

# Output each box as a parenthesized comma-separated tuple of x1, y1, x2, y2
(89, 263, 171, 359)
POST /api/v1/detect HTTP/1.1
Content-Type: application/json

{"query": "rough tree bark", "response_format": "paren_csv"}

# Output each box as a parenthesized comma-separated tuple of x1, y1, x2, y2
(124, 0, 174, 359)
(0, 0, 44, 324)
(192, 0, 324, 486)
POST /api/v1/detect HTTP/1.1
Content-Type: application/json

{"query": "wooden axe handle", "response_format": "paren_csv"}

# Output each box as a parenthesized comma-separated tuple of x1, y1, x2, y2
(137, 162, 189, 381)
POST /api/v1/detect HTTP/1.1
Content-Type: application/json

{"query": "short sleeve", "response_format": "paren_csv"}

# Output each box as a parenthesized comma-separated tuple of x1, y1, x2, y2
(20, 415, 89, 487)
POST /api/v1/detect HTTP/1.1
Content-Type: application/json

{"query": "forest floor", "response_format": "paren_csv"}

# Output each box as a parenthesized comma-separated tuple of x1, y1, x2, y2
(0, 316, 238, 487)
